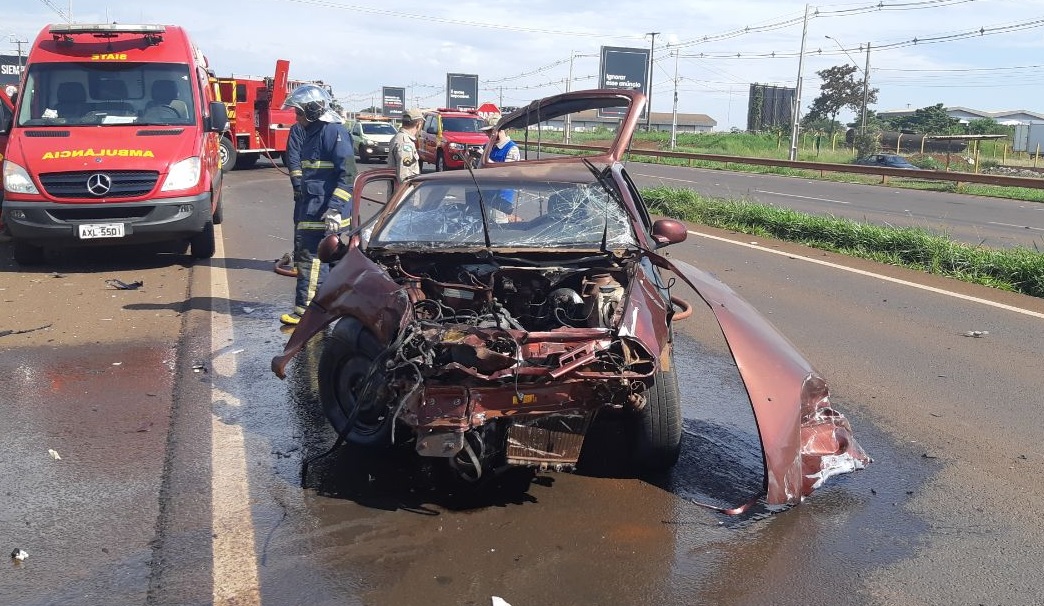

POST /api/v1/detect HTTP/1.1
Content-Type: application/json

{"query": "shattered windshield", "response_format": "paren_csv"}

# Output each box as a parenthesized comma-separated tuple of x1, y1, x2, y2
(372, 179, 637, 249)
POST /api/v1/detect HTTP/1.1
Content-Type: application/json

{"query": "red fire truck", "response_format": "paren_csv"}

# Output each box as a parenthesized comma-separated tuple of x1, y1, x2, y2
(212, 60, 333, 172)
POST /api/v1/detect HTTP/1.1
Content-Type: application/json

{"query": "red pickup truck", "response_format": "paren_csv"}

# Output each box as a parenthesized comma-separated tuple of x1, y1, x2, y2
(417, 108, 489, 171)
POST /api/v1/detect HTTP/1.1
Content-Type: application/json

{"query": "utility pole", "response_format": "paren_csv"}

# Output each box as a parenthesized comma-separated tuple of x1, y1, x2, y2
(565, 51, 576, 143)
(670, 49, 679, 149)
(645, 32, 659, 132)
(788, 4, 810, 161)
(861, 42, 871, 132)
(10, 36, 27, 69)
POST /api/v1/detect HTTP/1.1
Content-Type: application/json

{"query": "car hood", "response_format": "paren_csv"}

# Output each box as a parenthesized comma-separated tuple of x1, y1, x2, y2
(493, 89, 645, 162)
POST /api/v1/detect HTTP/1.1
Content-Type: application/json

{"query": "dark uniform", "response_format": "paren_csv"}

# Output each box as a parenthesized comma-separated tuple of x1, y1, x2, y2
(279, 84, 357, 325)
(285, 120, 356, 323)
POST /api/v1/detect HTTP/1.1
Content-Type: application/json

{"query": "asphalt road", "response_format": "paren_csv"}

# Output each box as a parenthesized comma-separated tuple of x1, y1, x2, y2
(1, 159, 1042, 605)
(622, 161, 1044, 250)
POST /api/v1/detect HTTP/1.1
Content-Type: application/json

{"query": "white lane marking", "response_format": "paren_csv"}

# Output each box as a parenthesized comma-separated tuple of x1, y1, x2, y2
(210, 226, 262, 605)
(689, 229, 1044, 320)
(631, 172, 702, 185)
(989, 221, 1043, 232)
(751, 189, 851, 205)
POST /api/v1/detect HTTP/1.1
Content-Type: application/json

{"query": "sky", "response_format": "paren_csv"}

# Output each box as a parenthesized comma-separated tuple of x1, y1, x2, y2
(6, 0, 1044, 130)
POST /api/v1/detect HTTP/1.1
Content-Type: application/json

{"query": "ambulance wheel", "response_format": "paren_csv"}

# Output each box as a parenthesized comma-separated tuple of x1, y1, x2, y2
(13, 241, 44, 266)
(435, 151, 445, 172)
(219, 137, 237, 173)
(190, 222, 216, 259)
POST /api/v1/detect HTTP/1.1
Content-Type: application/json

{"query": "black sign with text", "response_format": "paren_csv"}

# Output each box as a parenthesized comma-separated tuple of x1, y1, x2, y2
(598, 46, 649, 119)
(0, 54, 26, 88)
(382, 86, 405, 118)
(445, 73, 478, 110)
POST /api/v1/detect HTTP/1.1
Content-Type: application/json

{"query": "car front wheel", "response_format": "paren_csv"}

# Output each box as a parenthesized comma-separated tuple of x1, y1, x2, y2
(634, 365, 682, 471)
(318, 317, 396, 447)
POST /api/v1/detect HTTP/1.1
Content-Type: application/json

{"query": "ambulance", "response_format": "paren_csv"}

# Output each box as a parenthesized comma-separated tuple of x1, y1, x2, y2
(0, 23, 228, 265)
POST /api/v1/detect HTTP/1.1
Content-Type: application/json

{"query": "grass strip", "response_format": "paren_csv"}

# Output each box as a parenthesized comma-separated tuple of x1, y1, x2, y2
(642, 186, 1044, 298)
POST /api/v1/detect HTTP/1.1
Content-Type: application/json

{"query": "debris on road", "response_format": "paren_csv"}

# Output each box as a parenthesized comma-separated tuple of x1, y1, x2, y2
(0, 324, 53, 339)
(48, 449, 61, 460)
(10, 548, 28, 561)
(106, 279, 144, 290)
(962, 330, 989, 338)
(491, 598, 512, 606)
(192, 361, 208, 373)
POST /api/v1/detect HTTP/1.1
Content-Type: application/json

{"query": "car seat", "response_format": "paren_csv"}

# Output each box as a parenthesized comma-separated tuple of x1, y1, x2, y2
(55, 81, 87, 119)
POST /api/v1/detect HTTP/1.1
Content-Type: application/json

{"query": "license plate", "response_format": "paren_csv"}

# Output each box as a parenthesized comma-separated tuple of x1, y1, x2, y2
(78, 223, 125, 239)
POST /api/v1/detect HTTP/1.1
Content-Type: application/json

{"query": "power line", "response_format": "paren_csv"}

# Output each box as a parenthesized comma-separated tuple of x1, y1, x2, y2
(276, 0, 645, 39)
(675, 16, 1044, 60)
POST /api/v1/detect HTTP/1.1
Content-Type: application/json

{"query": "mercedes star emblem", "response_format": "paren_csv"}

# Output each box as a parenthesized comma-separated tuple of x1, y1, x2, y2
(86, 173, 112, 196)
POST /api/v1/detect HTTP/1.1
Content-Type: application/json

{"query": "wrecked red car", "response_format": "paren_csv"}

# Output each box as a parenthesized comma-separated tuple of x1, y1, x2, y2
(272, 89, 869, 510)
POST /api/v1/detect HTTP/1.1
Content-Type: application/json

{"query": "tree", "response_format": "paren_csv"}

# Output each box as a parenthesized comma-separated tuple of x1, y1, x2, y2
(888, 104, 961, 134)
(805, 64, 879, 137)
(966, 117, 1012, 136)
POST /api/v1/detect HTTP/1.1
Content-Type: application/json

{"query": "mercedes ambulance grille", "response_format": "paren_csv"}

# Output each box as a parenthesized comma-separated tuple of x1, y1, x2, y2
(39, 170, 160, 199)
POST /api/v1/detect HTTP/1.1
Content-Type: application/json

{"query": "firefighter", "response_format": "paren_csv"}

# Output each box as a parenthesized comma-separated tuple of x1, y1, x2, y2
(279, 84, 357, 326)
(388, 108, 423, 182)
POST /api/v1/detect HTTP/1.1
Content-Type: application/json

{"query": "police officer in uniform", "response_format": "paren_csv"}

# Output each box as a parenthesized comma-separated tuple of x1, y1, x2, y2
(388, 108, 423, 182)
(279, 84, 357, 326)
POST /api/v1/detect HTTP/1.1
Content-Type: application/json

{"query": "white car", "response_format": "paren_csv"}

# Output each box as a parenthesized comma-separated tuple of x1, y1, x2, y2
(350, 120, 397, 163)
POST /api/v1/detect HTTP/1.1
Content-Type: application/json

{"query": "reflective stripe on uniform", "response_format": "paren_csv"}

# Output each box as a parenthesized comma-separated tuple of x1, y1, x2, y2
(304, 258, 321, 308)
(301, 160, 336, 169)
(289, 169, 303, 177)
(332, 187, 351, 201)
(297, 221, 326, 230)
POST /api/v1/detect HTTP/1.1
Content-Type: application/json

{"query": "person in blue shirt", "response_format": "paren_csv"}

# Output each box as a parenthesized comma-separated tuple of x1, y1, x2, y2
(485, 126, 521, 163)
(279, 84, 356, 326)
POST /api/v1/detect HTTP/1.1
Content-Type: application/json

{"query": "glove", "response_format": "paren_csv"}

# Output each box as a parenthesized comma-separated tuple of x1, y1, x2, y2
(322, 209, 343, 235)
(292, 188, 302, 204)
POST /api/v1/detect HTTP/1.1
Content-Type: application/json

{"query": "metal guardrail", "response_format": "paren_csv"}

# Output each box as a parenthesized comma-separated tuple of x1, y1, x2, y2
(520, 141, 1044, 190)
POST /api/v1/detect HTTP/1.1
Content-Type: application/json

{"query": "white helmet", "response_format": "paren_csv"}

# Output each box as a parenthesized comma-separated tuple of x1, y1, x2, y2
(283, 84, 342, 123)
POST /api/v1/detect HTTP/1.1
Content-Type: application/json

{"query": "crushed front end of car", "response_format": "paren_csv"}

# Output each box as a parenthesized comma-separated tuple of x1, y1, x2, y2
(272, 88, 869, 510)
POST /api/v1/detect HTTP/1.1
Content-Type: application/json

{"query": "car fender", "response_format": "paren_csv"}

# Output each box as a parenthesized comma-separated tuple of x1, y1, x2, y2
(645, 250, 869, 507)
(272, 243, 410, 379)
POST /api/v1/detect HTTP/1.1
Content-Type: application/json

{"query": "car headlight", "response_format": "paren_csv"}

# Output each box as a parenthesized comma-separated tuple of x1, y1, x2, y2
(3, 161, 40, 195)
(448, 142, 464, 150)
(161, 157, 202, 192)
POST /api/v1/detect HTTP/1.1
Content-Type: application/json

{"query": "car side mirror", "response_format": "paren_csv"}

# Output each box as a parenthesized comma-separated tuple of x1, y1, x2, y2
(207, 101, 228, 133)
(652, 219, 687, 247)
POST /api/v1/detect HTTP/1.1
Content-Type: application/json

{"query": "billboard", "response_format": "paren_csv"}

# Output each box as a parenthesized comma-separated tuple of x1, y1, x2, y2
(598, 46, 649, 118)
(382, 86, 405, 118)
(1, 54, 26, 89)
(445, 73, 478, 110)
(746, 84, 795, 132)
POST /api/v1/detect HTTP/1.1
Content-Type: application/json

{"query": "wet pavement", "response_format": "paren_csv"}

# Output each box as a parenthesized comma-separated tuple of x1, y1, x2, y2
(3, 165, 1043, 605)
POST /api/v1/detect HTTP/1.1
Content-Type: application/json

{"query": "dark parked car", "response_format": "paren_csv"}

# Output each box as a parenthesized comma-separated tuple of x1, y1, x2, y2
(855, 153, 920, 169)
(272, 89, 869, 511)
